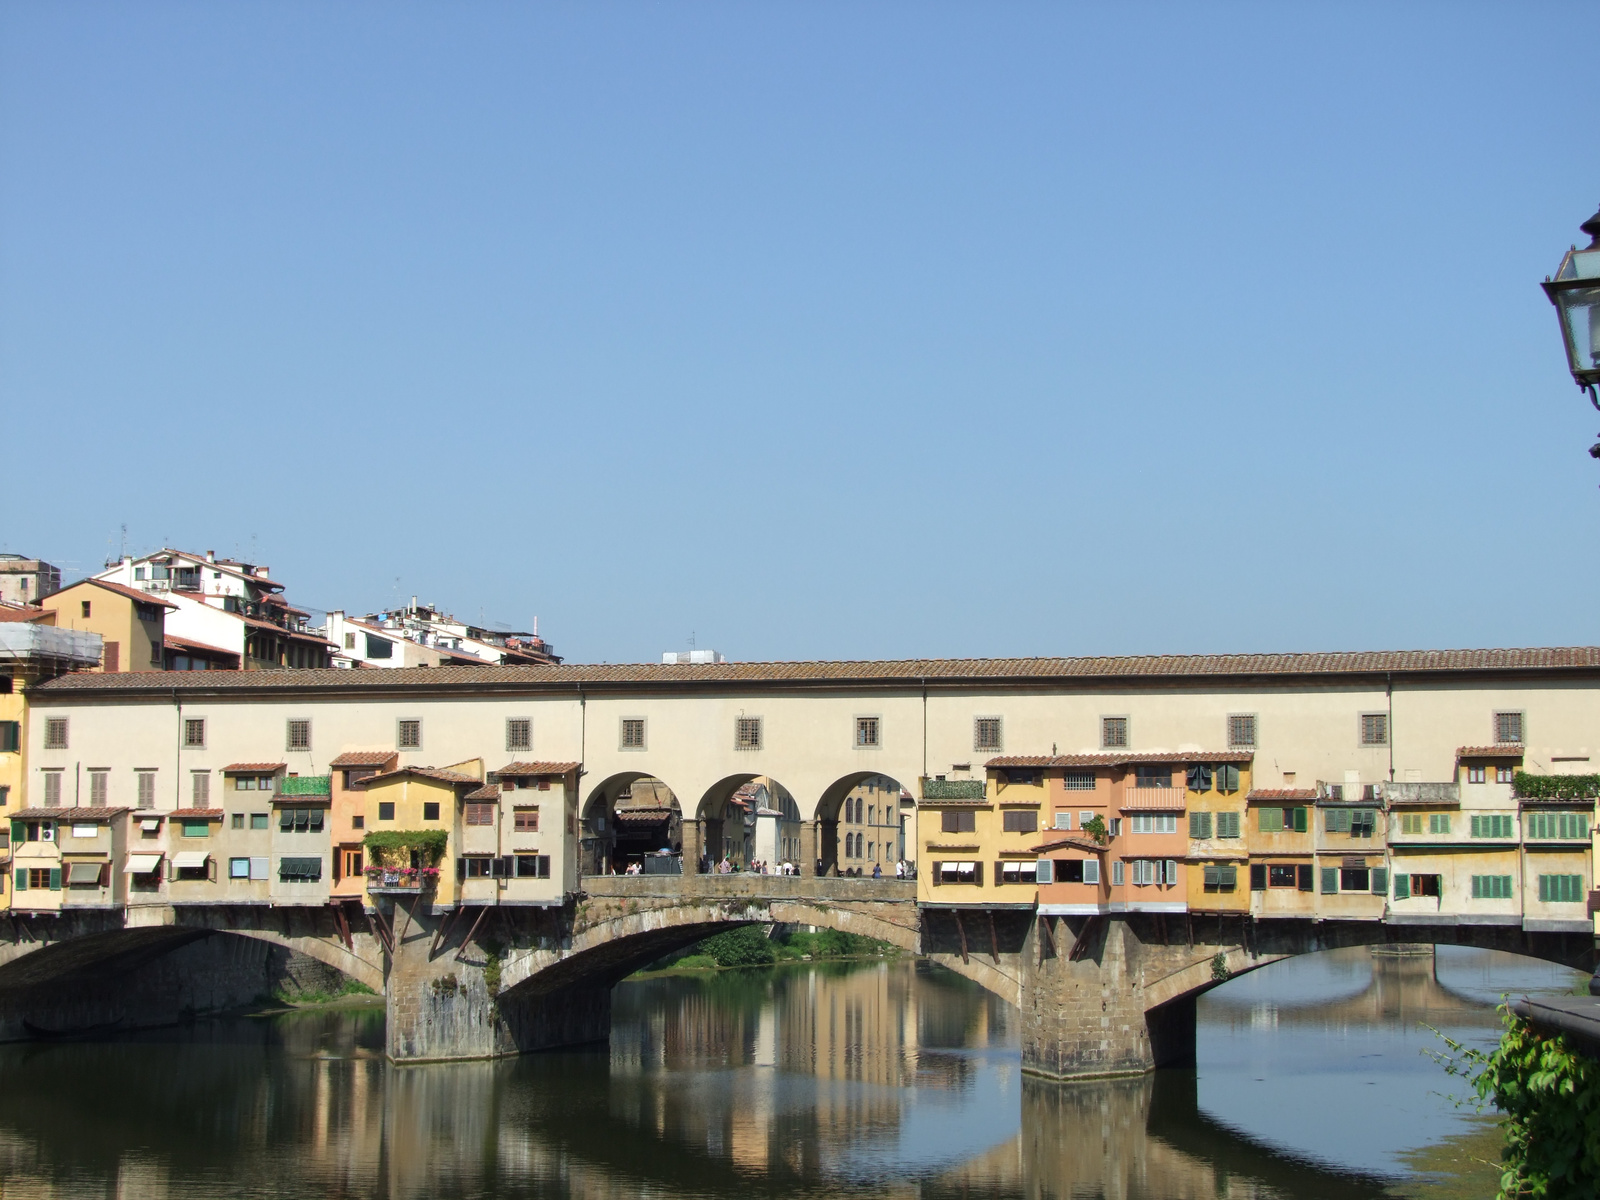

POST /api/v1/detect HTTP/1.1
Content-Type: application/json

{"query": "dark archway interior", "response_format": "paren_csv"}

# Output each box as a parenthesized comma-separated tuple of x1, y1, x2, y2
(582, 774, 683, 875)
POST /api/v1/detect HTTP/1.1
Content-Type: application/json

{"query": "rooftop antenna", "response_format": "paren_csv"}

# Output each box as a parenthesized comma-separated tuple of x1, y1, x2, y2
(119, 524, 127, 560)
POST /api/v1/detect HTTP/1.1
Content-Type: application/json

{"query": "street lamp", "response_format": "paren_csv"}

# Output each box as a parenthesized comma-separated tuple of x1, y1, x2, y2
(1542, 203, 1600, 412)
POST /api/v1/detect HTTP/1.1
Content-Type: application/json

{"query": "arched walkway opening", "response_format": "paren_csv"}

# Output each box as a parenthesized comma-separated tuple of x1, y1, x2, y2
(694, 775, 802, 874)
(816, 772, 916, 878)
(581, 772, 683, 876)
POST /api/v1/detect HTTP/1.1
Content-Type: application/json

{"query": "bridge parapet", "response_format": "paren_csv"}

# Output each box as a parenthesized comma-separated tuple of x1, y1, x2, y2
(579, 874, 915, 904)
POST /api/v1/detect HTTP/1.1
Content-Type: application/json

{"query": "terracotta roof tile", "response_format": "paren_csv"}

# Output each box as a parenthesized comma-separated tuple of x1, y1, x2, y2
(364, 766, 479, 787)
(463, 783, 501, 801)
(1458, 745, 1525, 759)
(32, 646, 1600, 695)
(986, 751, 1251, 769)
(222, 762, 284, 773)
(53, 578, 178, 609)
(0, 604, 48, 623)
(328, 751, 396, 768)
(495, 761, 581, 776)
(1029, 834, 1107, 854)
(10, 806, 128, 820)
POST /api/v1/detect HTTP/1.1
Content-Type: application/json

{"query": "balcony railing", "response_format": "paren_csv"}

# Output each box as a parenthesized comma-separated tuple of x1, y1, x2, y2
(365, 870, 436, 894)
(921, 779, 986, 801)
(1382, 783, 1460, 806)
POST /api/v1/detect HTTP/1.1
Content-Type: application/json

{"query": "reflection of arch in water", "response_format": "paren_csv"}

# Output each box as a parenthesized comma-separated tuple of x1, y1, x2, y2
(693, 774, 801, 870)
(581, 772, 684, 875)
(815, 772, 914, 877)
(0, 923, 382, 1040)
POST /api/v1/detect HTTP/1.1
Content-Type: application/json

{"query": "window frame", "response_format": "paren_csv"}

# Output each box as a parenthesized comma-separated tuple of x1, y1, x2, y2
(1359, 712, 1389, 747)
(1227, 713, 1257, 749)
(854, 715, 881, 749)
(973, 716, 1003, 753)
(183, 718, 206, 749)
(619, 717, 647, 751)
(43, 717, 68, 750)
(286, 718, 312, 752)
(1493, 711, 1525, 745)
(505, 717, 532, 752)
(396, 718, 422, 751)
(1100, 715, 1129, 750)
(734, 716, 763, 752)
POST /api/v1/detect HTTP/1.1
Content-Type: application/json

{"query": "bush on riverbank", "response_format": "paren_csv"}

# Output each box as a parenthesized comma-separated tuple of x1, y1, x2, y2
(1434, 1005, 1600, 1198)
(639, 926, 898, 974)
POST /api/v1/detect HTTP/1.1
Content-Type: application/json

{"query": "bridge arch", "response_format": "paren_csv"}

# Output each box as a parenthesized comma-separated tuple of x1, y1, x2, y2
(581, 771, 685, 876)
(816, 771, 916, 877)
(693, 774, 802, 871)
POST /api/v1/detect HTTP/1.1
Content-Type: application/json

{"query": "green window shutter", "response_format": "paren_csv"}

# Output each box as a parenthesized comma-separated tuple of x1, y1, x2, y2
(0, 721, 17, 751)
(1218, 764, 1239, 792)
(1471, 875, 1482, 899)
(1370, 868, 1387, 894)
(1501, 875, 1513, 899)
(1293, 807, 1308, 833)
(1395, 873, 1410, 900)
(1321, 867, 1339, 893)
(14, 868, 25, 891)
(48, 868, 61, 891)
(1539, 875, 1551, 902)
(1220, 865, 1237, 889)
(1250, 864, 1266, 890)
(1203, 864, 1220, 888)
(8, 820, 21, 843)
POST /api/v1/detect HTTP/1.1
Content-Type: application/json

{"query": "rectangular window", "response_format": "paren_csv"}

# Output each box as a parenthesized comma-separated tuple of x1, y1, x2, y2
(1113, 859, 1126, 886)
(1108, 817, 1122, 837)
(1471, 814, 1515, 839)
(1129, 814, 1177, 834)
(1002, 810, 1038, 833)
(1360, 713, 1389, 746)
(1340, 867, 1370, 892)
(506, 718, 532, 751)
(1406, 873, 1441, 897)
(229, 857, 251, 879)
(1325, 808, 1351, 833)
(1538, 874, 1584, 903)
(1258, 807, 1283, 833)
(378, 801, 395, 821)
(191, 772, 210, 808)
(1062, 770, 1096, 791)
(422, 801, 440, 821)
(515, 854, 551, 878)
(1216, 811, 1241, 839)
(352, 815, 364, 829)
(1130, 859, 1155, 886)
(89, 770, 108, 805)
(735, 717, 762, 751)
(1054, 811, 1073, 830)
(973, 717, 1002, 752)
(1495, 712, 1524, 744)
(251, 813, 269, 830)
(1351, 809, 1376, 837)
(184, 718, 206, 748)
(1079, 810, 1095, 828)
(514, 807, 539, 832)
(1186, 764, 1214, 793)
(1472, 874, 1514, 900)
(0, 720, 18, 752)
(278, 857, 322, 882)
(620, 718, 646, 750)
(181, 819, 209, 838)
(42, 771, 62, 807)
(461, 856, 495, 879)
(1496, 765, 1515, 784)
(1467, 765, 1486, 784)
(1000, 861, 1040, 885)
(1250, 863, 1266, 890)
(1101, 716, 1129, 749)
(137, 771, 156, 806)
(1319, 866, 1339, 892)
(44, 718, 68, 749)
(1007, 769, 1036, 786)
(855, 716, 880, 748)
(940, 810, 977, 835)
(1429, 813, 1451, 835)
(1227, 714, 1257, 748)
(286, 719, 311, 751)
(231, 813, 244, 829)
(1525, 811, 1589, 840)
(1189, 812, 1213, 839)
(1203, 864, 1239, 893)
(1400, 813, 1423, 834)
(1134, 765, 1171, 788)
(397, 719, 421, 750)
(465, 803, 495, 826)
(1269, 864, 1298, 888)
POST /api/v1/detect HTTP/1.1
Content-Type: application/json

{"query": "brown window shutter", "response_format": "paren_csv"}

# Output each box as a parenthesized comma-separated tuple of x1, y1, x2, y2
(103, 642, 119, 672)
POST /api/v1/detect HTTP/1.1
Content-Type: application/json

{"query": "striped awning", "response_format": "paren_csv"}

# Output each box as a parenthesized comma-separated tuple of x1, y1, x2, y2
(1120, 788, 1186, 811)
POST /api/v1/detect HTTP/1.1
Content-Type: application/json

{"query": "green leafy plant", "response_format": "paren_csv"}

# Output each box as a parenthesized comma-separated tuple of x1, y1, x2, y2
(1081, 815, 1109, 845)
(1211, 953, 1231, 982)
(362, 829, 449, 864)
(1513, 772, 1600, 801)
(697, 926, 777, 968)
(1432, 1005, 1600, 1198)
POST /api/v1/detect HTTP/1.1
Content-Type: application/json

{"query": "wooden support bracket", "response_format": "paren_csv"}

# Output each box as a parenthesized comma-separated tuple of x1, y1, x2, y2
(1038, 914, 1056, 962)
(429, 905, 465, 959)
(988, 910, 1000, 964)
(454, 905, 492, 962)
(369, 905, 395, 957)
(1068, 916, 1099, 962)
(333, 903, 353, 951)
(954, 910, 969, 964)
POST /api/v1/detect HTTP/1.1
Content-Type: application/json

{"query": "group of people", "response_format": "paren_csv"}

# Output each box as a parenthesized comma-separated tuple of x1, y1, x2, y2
(835, 859, 914, 880)
(682, 855, 915, 878)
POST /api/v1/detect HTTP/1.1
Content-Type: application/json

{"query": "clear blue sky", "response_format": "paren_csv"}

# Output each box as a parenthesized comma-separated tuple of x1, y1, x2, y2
(3, 3, 1595, 663)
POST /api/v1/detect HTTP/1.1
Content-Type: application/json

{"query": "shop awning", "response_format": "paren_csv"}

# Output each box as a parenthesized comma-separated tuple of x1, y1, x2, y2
(125, 853, 163, 874)
(173, 851, 210, 870)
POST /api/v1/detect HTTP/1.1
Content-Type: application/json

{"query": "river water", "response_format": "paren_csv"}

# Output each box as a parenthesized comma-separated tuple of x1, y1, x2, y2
(0, 946, 1583, 1199)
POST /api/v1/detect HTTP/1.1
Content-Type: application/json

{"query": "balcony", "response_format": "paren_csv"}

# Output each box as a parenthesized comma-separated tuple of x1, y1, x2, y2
(921, 779, 986, 802)
(277, 775, 332, 798)
(365, 869, 438, 895)
(1383, 783, 1460, 806)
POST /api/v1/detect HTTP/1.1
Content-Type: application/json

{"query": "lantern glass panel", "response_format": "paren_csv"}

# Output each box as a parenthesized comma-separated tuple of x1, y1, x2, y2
(1556, 286, 1600, 376)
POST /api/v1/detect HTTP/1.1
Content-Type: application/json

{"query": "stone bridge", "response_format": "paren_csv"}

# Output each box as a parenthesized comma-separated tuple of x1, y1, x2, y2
(0, 879, 1592, 1078)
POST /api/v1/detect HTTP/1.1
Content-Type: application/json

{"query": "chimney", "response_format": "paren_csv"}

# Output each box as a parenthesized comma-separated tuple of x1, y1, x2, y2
(206, 550, 215, 563)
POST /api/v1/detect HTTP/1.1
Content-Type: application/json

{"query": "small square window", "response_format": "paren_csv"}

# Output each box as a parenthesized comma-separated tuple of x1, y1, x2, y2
(286, 719, 311, 751)
(251, 813, 269, 830)
(735, 717, 762, 751)
(231, 813, 244, 829)
(44, 718, 68, 750)
(229, 857, 250, 879)
(620, 718, 646, 750)
(1495, 765, 1514, 784)
(184, 718, 206, 748)
(422, 801, 440, 821)
(506, 718, 532, 752)
(1227, 714, 1256, 748)
(1494, 712, 1524, 744)
(1101, 716, 1129, 749)
(352, 814, 365, 829)
(378, 801, 396, 821)
(974, 717, 1002, 752)
(514, 807, 539, 832)
(1359, 713, 1388, 746)
(397, 719, 422, 750)
(1467, 765, 1486, 784)
(856, 716, 880, 748)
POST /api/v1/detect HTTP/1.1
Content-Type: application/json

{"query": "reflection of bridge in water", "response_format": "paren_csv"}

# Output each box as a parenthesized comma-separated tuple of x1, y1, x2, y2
(0, 958, 1480, 1200)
